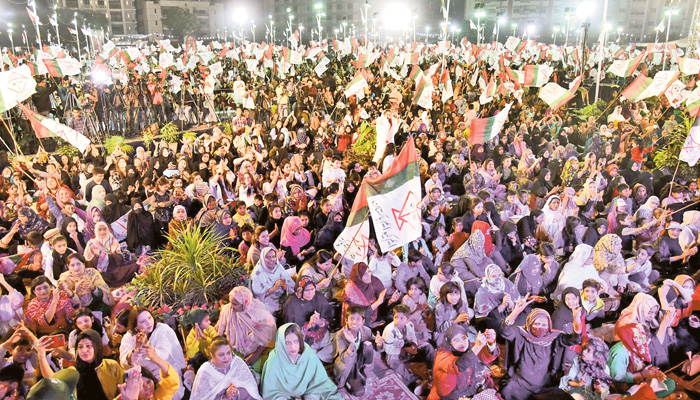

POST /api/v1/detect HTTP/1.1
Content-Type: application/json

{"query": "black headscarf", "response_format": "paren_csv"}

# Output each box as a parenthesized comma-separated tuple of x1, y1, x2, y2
(60, 217, 84, 252)
(126, 200, 154, 250)
(74, 329, 109, 400)
(552, 287, 582, 331)
(582, 218, 608, 247)
(121, 165, 139, 190)
(101, 194, 129, 224)
(531, 168, 553, 196)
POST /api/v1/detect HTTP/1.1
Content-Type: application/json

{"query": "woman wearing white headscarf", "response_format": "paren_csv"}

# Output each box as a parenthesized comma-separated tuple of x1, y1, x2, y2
(552, 244, 606, 302)
(250, 247, 295, 313)
(542, 195, 566, 241)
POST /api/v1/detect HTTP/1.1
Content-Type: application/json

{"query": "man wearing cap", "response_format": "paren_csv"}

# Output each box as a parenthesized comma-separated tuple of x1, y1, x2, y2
(26, 369, 79, 400)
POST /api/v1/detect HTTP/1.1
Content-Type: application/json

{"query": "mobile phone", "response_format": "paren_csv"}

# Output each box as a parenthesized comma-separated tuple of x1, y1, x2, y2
(44, 334, 66, 350)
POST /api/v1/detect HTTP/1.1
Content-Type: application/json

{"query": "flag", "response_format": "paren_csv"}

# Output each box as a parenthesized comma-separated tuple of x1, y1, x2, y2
(636, 71, 680, 100)
(607, 52, 645, 77)
(0, 65, 37, 113)
(42, 57, 81, 77)
(17, 102, 91, 152)
(469, 102, 512, 145)
(655, 20, 665, 33)
(412, 78, 433, 109)
(343, 70, 368, 97)
(110, 211, 130, 242)
(314, 56, 330, 77)
(686, 87, 700, 117)
(26, 7, 43, 25)
(505, 36, 526, 53)
(374, 112, 400, 162)
(470, 20, 477, 30)
(539, 82, 576, 110)
(408, 65, 424, 82)
(334, 182, 370, 264)
(522, 65, 553, 87)
(679, 116, 700, 166)
(120, 48, 141, 64)
(677, 58, 700, 76)
(569, 75, 583, 92)
(662, 80, 686, 108)
(621, 74, 653, 101)
(364, 137, 422, 252)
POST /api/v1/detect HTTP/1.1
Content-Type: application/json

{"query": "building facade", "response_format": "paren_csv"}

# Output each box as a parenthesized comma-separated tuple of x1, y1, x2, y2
(55, 0, 138, 35)
(464, 0, 695, 44)
(136, 0, 224, 39)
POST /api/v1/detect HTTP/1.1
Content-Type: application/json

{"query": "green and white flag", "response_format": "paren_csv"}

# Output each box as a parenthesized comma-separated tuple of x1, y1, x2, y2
(0, 65, 36, 113)
(344, 70, 368, 98)
(334, 181, 370, 264)
(364, 137, 422, 252)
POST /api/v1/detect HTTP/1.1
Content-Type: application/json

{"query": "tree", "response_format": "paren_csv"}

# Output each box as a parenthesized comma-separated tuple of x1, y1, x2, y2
(161, 7, 199, 40)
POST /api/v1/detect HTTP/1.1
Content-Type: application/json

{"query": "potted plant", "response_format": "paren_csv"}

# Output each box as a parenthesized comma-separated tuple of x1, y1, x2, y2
(104, 135, 134, 155)
(160, 122, 180, 151)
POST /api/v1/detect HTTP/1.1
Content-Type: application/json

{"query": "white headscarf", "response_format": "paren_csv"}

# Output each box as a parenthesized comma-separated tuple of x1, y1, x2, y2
(552, 244, 606, 301)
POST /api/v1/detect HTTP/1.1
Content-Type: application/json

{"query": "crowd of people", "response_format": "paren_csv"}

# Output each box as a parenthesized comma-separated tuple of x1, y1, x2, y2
(0, 36, 698, 400)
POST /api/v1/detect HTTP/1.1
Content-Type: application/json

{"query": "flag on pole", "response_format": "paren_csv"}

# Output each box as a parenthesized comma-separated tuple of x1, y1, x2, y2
(522, 65, 553, 87)
(374, 112, 400, 162)
(469, 102, 513, 145)
(343, 70, 368, 97)
(505, 36, 526, 53)
(679, 116, 700, 166)
(26, 7, 43, 25)
(42, 57, 81, 77)
(17, 102, 91, 152)
(621, 74, 654, 101)
(333, 182, 370, 264)
(635, 70, 680, 100)
(539, 82, 576, 110)
(470, 20, 477, 30)
(677, 57, 700, 76)
(655, 20, 665, 33)
(48, 15, 57, 27)
(0, 65, 37, 113)
(606, 52, 645, 77)
(412, 78, 433, 109)
(686, 87, 700, 117)
(364, 137, 422, 252)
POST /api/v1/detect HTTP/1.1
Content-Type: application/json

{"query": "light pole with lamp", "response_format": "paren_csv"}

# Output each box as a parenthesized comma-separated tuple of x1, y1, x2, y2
(314, 3, 324, 42)
(73, 14, 81, 61)
(21, 25, 29, 54)
(425, 26, 430, 44)
(362, 0, 370, 46)
(526, 23, 535, 40)
(475, 10, 485, 45)
(617, 27, 623, 43)
(251, 20, 256, 43)
(53, 6, 61, 47)
(511, 22, 517, 37)
(662, 7, 678, 70)
(6, 24, 14, 53)
(298, 24, 304, 45)
(495, 16, 505, 43)
(594, 0, 610, 103)
(553, 25, 560, 45)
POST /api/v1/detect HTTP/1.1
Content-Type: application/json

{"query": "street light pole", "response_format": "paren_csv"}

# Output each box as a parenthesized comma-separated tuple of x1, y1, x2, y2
(662, 8, 678, 70)
(73, 15, 81, 61)
(594, 0, 609, 103)
(511, 23, 517, 38)
(7, 24, 14, 52)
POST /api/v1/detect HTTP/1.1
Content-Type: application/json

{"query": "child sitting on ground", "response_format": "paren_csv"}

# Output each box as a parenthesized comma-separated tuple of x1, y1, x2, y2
(334, 305, 385, 397)
(383, 304, 436, 392)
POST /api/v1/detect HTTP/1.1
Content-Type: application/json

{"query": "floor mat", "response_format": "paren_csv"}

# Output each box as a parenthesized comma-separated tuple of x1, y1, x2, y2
(337, 353, 419, 400)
